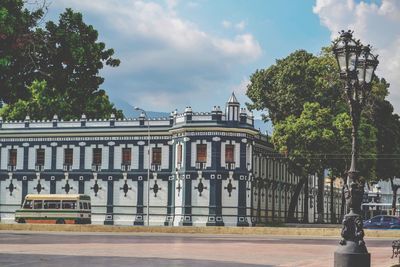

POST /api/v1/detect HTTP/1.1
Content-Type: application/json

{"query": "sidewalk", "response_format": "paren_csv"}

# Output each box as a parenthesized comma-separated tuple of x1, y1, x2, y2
(1, 223, 400, 238)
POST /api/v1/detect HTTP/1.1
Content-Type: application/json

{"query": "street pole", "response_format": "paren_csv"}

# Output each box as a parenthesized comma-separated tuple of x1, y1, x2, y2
(135, 107, 151, 227)
(332, 30, 379, 267)
(146, 113, 150, 227)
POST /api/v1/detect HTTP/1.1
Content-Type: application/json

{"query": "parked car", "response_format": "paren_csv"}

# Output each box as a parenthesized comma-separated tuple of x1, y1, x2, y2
(364, 215, 400, 229)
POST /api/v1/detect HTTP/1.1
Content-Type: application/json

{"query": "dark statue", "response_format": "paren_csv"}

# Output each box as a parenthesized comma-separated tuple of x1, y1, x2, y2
(339, 180, 366, 248)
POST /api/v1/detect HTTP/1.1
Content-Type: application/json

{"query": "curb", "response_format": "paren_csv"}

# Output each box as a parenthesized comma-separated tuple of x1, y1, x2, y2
(1, 223, 400, 238)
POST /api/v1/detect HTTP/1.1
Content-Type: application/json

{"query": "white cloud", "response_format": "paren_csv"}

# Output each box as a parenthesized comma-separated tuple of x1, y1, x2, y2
(49, 0, 262, 111)
(222, 20, 246, 31)
(187, 1, 199, 9)
(232, 77, 250, 98)
(313, 0, 400, 113)
(235, 20, 246, 31)
(166, 0, 179, 10)
(222, 20, 232, 28)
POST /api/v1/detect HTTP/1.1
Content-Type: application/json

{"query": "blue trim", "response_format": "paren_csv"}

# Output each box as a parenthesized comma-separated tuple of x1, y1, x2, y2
(134, 178, 144, 225)
(23, 147, 28, 170)
(109, 146, 114, 170)
(240, 140, 246, 169)
(50, 180, 56, 194)
(138, 146, 144, 171)
(212, 138, 218, 170)
(80, 146, 85, 170)
(104, 179, 114, 225)
(182, 178, 192, 226)
(79, 180, 85, 194)
(164, 179, 174, 226)
(207, 178, 217, 226)
(237, 179, 249, 226)
(207, 174, 224, 226)
(21, 179, 28, 205)
(51, 146, 56, 171)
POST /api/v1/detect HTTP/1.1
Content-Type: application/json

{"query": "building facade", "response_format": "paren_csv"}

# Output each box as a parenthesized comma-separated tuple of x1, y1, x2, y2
(0, 94, 340, 226)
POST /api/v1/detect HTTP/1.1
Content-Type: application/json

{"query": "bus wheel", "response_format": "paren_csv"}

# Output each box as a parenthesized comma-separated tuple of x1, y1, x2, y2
(18, 218, 26, 224)
(56, 219, 65, 224)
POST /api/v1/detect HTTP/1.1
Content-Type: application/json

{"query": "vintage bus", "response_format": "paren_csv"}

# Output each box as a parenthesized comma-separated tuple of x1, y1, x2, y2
(15, 194, 91, 224)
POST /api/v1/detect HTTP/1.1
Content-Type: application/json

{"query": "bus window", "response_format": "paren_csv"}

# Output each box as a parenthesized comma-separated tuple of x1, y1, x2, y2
(62, 201, 76, 209)
(44, 200, 61, 209)
(33, 200, 43, 209)
(83, 202, 88, 210)
(23, 200, 33, 209)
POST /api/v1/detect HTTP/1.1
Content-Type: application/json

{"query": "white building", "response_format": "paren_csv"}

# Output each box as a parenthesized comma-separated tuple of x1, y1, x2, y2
(0, 94, 340, 226)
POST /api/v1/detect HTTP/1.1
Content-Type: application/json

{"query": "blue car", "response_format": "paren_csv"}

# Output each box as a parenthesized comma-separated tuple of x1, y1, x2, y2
(364, 215, 400, 229)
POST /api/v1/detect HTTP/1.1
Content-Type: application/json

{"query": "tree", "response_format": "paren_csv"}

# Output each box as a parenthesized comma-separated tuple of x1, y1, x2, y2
(367, 82, 400, 213)
(247, 49, 344, 223)
(0, 80, 48, 119)
(0, 0, 44, 103)
(272, 102, 336, 222)
(0, 5, 123, 120)
(246, 47, 385, 223)
(246, 49, 342, 124)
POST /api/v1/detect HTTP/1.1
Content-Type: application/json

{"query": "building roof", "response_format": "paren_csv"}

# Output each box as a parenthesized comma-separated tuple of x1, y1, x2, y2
(227, 92, 239, 104)
(24, 194, 90, 200)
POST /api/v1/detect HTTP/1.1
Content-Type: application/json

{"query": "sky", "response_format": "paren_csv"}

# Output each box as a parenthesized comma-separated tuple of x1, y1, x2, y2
(41, 0, 400, 117)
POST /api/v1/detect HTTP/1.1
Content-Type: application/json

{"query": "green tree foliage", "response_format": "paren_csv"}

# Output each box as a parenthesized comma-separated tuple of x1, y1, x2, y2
(272, 102, 336, 222)
(246, 49, 342, 124)
(367, 79, 400, 181)
(332, 112, 377, 179)
(0, 3, 123, 120)
(272, 102, 335, 173)
(246, 47, 393, 222)
(0, 80, 50, 119)
(0, 0, 44, 103)
(247, 50, 346, 222)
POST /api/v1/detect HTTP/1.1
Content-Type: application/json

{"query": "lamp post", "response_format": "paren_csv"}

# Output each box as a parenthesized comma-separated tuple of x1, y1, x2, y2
(134, 107, 151, 227)
(332, 30, 379, 267)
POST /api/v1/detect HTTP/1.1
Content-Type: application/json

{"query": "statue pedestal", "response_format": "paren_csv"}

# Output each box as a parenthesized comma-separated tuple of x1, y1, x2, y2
(334, 241, 370, 267)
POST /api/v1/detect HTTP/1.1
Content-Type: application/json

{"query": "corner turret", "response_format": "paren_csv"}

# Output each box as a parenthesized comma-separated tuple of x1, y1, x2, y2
(226, 92, 240, 122)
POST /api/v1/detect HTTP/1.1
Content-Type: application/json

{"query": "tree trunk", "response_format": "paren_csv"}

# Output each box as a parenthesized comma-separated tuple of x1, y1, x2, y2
(303, 177, 309, 223)
(390, 177, 399, 216)
(287, 175, 306, 223)
(393, 190, 398, 216)
(316, 171, 325, 223)
(330, 177, 336, 223)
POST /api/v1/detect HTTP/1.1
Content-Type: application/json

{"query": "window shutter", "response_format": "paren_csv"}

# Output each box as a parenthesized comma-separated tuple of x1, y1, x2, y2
(72, 146, 80, 170)
(206, 142, 211, 167)
(16, 148, 24, 170)
(162, 145, 169, 169)
(132, 146, 139, 169)
(28, 147, 36, 170)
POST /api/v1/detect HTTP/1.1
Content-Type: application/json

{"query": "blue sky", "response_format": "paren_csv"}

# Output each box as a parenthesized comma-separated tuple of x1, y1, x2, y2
(43, 0, 400, 117)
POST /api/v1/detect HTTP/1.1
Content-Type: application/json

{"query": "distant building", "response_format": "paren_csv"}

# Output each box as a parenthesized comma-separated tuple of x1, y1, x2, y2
(0, 94, 341, 226)
(362, 178, 400, 219)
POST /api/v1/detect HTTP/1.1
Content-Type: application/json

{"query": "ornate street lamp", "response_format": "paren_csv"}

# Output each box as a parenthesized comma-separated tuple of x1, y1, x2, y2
(134, 107, 151, 227)
(332, 30, 379, 267)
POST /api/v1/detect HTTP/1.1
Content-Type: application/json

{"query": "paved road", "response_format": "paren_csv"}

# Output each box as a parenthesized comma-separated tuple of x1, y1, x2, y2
(0, 231, 396, 267)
